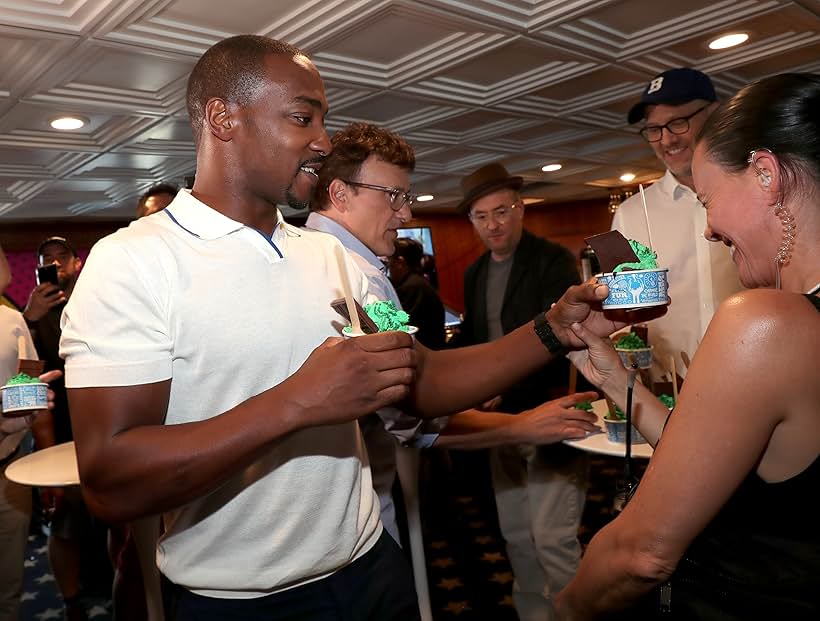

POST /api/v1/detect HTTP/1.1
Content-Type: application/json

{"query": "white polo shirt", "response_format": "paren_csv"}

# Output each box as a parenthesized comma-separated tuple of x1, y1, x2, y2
(60, 190, 382, 598)
(612, 171, 743, 378)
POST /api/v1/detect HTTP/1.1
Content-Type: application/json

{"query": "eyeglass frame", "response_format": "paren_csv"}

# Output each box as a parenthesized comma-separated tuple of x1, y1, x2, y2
(639, 104, 711, 143)
(340, 180, 417, 210)
(467, 201, 521, 226)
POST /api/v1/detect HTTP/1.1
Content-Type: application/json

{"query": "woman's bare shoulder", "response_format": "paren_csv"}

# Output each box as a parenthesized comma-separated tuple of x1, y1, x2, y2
(712, 289, 818, 330)
(698, 290, 818, 372)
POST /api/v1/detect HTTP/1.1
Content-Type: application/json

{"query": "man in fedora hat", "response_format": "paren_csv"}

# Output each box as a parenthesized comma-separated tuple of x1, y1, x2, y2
(456, 162, 588, 621)
(614, 67, 742, 381)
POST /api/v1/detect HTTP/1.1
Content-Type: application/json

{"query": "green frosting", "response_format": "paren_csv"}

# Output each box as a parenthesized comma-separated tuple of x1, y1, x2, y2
(606, 404, 625, 421)
(364, 300, 411, 332)
(658, 394, 676, 409)
(574, 401, 594, 411)
(5, 373, 39, 386)
(614, 332, 648, 350)
(613, 239, 658, 273)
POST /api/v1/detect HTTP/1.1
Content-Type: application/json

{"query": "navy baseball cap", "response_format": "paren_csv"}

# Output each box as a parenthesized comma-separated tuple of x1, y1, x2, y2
(627, 68, 717, 125)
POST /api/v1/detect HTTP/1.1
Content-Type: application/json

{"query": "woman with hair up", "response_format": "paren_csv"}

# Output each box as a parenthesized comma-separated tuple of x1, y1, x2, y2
(555, 73, 820, 620)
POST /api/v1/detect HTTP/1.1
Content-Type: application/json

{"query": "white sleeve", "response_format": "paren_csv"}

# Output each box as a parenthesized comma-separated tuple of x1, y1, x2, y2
(60, 235, 173, 388)
(17, 317, 36, 360)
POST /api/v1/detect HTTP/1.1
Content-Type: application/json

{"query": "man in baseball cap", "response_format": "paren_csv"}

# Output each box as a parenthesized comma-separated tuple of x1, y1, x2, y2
(612, 67, 742, 385)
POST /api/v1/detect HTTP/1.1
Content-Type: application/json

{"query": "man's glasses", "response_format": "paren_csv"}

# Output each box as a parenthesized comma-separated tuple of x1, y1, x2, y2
(468, 203, 519, 226)
(639, 104, 711, 142)
(342, 180, 417, 210)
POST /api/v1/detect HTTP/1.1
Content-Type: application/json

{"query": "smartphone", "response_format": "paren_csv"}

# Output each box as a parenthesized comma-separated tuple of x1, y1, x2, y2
(36, 263, 59, 286)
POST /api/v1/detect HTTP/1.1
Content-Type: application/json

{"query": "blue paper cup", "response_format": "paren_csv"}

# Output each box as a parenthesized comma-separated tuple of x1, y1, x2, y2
(603, 418, 648, 444)
(615, 346, 653, 369)
(1, 383, 48, 417)
(597, 268, 669, 310)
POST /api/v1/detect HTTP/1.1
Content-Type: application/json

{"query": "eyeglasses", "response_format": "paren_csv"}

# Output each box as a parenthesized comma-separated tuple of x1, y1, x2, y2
(468, 203, 519, 226)
(639, 104, 711, 142)
(342, 180, 417, 210)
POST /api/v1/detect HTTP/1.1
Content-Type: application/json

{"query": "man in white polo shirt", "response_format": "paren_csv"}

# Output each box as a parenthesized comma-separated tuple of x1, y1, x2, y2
(60, 35, 660, 619)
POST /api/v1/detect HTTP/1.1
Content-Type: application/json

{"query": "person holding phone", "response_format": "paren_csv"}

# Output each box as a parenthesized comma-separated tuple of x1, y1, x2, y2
(2, 242, 65, 619)
(24, 237, 110, 620)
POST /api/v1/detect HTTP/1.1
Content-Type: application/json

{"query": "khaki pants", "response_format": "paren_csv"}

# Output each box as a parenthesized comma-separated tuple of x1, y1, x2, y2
(0, 447, 32, 621)
(490, 443, 589, 621)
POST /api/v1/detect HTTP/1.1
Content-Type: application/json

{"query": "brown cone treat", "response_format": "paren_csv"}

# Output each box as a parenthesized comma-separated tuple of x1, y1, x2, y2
(632, 325, 649, 345)
(17, 359, 45, 378)
(330, 298, 379, 334)
(584, 231, 640, 273)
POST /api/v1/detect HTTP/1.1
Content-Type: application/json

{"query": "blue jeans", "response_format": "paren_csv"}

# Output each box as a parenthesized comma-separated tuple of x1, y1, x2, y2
(174, 530, 419, 620)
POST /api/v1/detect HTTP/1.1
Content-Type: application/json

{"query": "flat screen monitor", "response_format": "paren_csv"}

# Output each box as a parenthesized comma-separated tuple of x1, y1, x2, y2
(397, 226, 434, 255)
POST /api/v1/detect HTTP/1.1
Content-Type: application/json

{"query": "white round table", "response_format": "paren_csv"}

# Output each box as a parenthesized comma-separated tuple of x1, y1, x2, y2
(5, 440, 80, 486)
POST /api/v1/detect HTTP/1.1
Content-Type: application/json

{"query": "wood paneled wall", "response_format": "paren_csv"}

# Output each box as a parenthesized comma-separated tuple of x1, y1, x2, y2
(1, 197, 612, 313)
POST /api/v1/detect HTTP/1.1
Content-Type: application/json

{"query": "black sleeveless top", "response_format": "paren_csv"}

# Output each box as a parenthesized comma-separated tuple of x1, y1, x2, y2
(618, 294, 820, 620)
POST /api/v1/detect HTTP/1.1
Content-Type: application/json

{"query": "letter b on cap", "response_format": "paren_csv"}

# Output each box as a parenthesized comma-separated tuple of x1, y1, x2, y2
(647, 77, 664, 94)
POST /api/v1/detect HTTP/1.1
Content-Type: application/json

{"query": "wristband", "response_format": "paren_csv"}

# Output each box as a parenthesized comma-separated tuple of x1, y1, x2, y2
(533, 312, 566, 355)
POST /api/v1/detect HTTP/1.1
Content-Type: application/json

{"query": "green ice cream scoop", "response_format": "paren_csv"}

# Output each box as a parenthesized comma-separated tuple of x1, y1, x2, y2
(615, 332, 648, 349)
(364, 300, 411, 332)
(613, 239, 658, 273)
(5, 373, 39, 385)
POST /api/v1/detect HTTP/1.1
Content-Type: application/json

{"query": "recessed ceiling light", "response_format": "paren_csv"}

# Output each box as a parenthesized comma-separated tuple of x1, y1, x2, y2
(708, 33, 749, 50)
(619, 173, 636, 182)
(541, 163, 562, 172)
(50, 115, 87, 130)
(416, 194, 434, 202)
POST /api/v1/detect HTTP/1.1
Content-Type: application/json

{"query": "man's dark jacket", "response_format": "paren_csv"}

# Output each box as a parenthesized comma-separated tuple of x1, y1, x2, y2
(459, 229, 580, 413)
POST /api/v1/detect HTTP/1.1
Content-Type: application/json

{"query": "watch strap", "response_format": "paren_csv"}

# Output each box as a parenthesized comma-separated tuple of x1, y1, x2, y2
(533, 312, 566, 355)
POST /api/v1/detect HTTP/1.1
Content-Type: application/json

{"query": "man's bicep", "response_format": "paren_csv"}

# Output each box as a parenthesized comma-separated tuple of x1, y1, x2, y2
(69, 382, 171, 464)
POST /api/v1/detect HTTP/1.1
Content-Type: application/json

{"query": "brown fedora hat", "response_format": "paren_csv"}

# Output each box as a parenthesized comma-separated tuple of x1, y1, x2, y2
(457, 162, 523, 214)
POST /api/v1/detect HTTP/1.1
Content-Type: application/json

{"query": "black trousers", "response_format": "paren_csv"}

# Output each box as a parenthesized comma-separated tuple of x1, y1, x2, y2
(175, 530, 420, 621)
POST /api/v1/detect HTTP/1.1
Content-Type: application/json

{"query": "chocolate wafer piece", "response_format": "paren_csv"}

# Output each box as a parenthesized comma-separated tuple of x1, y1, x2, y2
(330, 298, 379, 334)
(584, 231, 640, 273)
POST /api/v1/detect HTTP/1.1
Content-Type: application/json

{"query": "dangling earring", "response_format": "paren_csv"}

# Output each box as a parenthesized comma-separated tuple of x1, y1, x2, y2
(773, 201, 796, 290)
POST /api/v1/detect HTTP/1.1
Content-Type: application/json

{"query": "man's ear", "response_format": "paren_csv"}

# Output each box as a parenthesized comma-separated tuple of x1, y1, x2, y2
(204, 98, 235, 143)
(327, 179, 349, 212)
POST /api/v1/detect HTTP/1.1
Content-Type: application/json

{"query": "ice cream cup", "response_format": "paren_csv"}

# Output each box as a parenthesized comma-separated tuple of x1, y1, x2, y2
(603, 417, 648, 445)
(615, 346, 653, 369)
(597, 268, 669, 310)
(1, 382, 49, 417)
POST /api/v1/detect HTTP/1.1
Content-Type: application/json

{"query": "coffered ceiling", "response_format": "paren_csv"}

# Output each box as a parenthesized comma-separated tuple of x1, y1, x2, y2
(0, 0, 818, 221)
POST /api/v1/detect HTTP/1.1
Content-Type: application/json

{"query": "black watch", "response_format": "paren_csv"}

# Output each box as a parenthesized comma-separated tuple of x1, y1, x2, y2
(533, 312, 566, 355)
